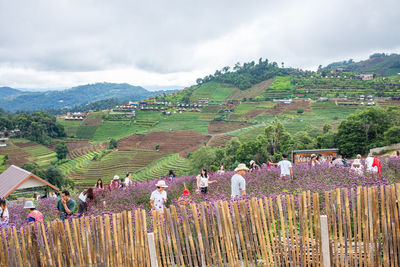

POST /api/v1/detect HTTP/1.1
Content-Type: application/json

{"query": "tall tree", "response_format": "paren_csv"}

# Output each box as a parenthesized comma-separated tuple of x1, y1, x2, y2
(56, 142, 69, 160)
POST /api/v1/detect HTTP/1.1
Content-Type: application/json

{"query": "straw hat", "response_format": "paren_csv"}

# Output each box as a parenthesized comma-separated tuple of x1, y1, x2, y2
(155, 180, 168, 188)
(23, 201, 36, 209)
(113, 175, 120, 180)
(234, 163, 249, 172)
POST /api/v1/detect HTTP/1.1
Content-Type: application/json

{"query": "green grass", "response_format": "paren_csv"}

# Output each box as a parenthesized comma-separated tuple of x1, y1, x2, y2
(150, 113, 209, 134)
(226, 123, 269, 136)
(233, 102, 274, 115)
(190, 82, 235, 103)
(76, 126, 98, 139)
(22, 144, 57, 166)
(57, 120, 82, 137)
(92, 121, 149, 142)
(134, 153, 190, 181)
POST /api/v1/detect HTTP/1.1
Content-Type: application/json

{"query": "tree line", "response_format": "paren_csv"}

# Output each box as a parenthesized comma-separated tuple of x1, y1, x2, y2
(0, 110, 65, 145)
(196, 58, 291, 90)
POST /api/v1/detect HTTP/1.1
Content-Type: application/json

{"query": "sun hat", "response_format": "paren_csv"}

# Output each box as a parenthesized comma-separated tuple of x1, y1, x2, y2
(155, 180, 168, 188)
(113, 175, 120, 180)
(23, 201, 36, 209)
(182, 189, 190, 196)
(250, 160, 255, 165)
(234, 163, 249, 172)
(311, 154, 316, 158)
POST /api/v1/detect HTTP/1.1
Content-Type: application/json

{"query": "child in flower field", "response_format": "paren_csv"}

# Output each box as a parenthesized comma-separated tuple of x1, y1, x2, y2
(178, 189, 191, 206)
(150, 180, 168, 212)
(24, 201, 43, 224)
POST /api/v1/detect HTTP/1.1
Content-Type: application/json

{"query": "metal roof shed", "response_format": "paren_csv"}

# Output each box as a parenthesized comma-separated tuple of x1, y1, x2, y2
(0, 165, 59, 198)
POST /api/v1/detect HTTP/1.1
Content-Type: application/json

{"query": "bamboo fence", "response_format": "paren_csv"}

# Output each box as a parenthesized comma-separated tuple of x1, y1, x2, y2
(1, 183, 400, 266)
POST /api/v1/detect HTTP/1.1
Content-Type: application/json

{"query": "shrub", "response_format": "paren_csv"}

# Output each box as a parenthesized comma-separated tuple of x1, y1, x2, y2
(297, 108, 304, 114)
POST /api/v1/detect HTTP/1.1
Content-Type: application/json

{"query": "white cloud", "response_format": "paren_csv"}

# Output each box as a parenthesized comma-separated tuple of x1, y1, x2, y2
(0, 0, 399, 89)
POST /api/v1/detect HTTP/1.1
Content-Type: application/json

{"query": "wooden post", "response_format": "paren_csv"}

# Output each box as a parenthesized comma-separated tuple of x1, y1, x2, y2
(320, 215, 331, 267)
(147, 233, 159, 267)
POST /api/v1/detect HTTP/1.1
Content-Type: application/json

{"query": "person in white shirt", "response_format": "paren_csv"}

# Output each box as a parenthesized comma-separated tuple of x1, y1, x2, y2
(0, 198, 9, 227)
(231, 163, 248, 198)
(196, 168, 217, 194)
(351, 156, 364, 176)
(277, 153, 293, 180)
(150, 180, 168, 212)
(365, 153, 378, 173)
(124, 172, 133, 187)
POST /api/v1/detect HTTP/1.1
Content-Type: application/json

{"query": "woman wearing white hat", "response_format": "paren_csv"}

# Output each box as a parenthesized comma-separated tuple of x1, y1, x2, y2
(24, 201, 43, 224)
(150, 180, 168, 212)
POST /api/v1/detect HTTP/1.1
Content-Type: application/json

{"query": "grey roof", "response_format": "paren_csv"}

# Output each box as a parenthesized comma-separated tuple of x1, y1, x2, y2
(0, 165, 59, 198)
(0, 165, 31, 198)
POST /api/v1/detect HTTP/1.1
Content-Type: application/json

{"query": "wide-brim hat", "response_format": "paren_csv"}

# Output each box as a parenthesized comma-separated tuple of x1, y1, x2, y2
(234, 163, 249, 172)
(113, 175, 120, 180)
(311, 154, 316, 158)
(155, 180, 168, 188)
(23, 201, 35, 209)
(250, 160, 255, 165)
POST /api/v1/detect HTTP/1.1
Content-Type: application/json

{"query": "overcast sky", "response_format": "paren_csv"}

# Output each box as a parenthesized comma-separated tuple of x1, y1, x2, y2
(0, 0, 399, 90)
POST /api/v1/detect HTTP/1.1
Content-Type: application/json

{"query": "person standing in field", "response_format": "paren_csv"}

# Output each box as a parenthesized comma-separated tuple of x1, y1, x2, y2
(124, 172, 133, 187)
(57, 190, 76, 220)
(351, 154, 364, 175)
(372, 155, 382, 179)
(196, 168, 217, 194)
(231, 163, 248, 198)
(150, 180, 168, 212)
(24, 201, 43, 224)
(277, 153, 293, 180)
(78, 188, 94, 216)
(0, 198, 9, 227)
(364, 153, 377, 173)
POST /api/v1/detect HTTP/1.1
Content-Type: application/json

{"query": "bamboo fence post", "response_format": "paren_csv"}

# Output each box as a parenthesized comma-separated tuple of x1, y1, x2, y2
(147, 232, 159, 267)
(320, 215, 331, 267)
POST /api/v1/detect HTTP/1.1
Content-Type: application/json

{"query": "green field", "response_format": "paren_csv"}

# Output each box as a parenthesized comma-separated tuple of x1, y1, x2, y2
(0, 156, 8, 173)
(92, 121, 148, 142)
(22, 144, 57, 166)
(57, 120, 82, 137)
(233, 101, 275, 115)
(134, 153, 190, 181)
(190, 82, 235, 103)
(149, 113, 209, 134)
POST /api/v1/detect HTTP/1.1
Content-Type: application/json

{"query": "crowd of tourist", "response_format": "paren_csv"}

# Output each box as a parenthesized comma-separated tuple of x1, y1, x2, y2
(0, 151, 391, 227)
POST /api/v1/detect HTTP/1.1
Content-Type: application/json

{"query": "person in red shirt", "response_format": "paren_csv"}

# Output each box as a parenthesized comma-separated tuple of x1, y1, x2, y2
(372, 156, 382, 180)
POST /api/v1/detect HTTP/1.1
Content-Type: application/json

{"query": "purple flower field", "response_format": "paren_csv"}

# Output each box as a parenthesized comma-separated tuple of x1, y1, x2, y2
(4, 157, 400, 229)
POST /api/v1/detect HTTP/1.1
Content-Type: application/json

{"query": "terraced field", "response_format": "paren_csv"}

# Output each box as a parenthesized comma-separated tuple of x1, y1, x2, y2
(57, 151, 101, 175)
(57, 120, 82, 137)
(68, 150, 168, 185)
(207, 134, 233, 147)
(22, 144, 57, 166)
(190, 82, 236, 103)
(118, 131, 209, 156)
(134, 153, 190, 181)
(207, 121, 251, 134)
(0, 142, 34, 165)
(67, 142, 106, 159)
(92, 121, 148, 142)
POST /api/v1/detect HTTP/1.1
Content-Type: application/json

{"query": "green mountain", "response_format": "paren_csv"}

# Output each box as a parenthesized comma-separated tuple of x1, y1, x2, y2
(0, 87, 22, 98)
(0, 83, 165, 112)
(322, 53, 400, 76)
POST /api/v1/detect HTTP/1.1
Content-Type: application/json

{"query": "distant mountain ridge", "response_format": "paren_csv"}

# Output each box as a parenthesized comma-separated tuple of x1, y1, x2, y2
(0, 87, 22, 98)
(0, 83, 173, 112)
(322, 53, 400, 76)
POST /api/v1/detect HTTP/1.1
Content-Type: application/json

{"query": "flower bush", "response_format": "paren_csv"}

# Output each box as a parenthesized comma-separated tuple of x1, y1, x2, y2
(4, 157, 400, 229)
